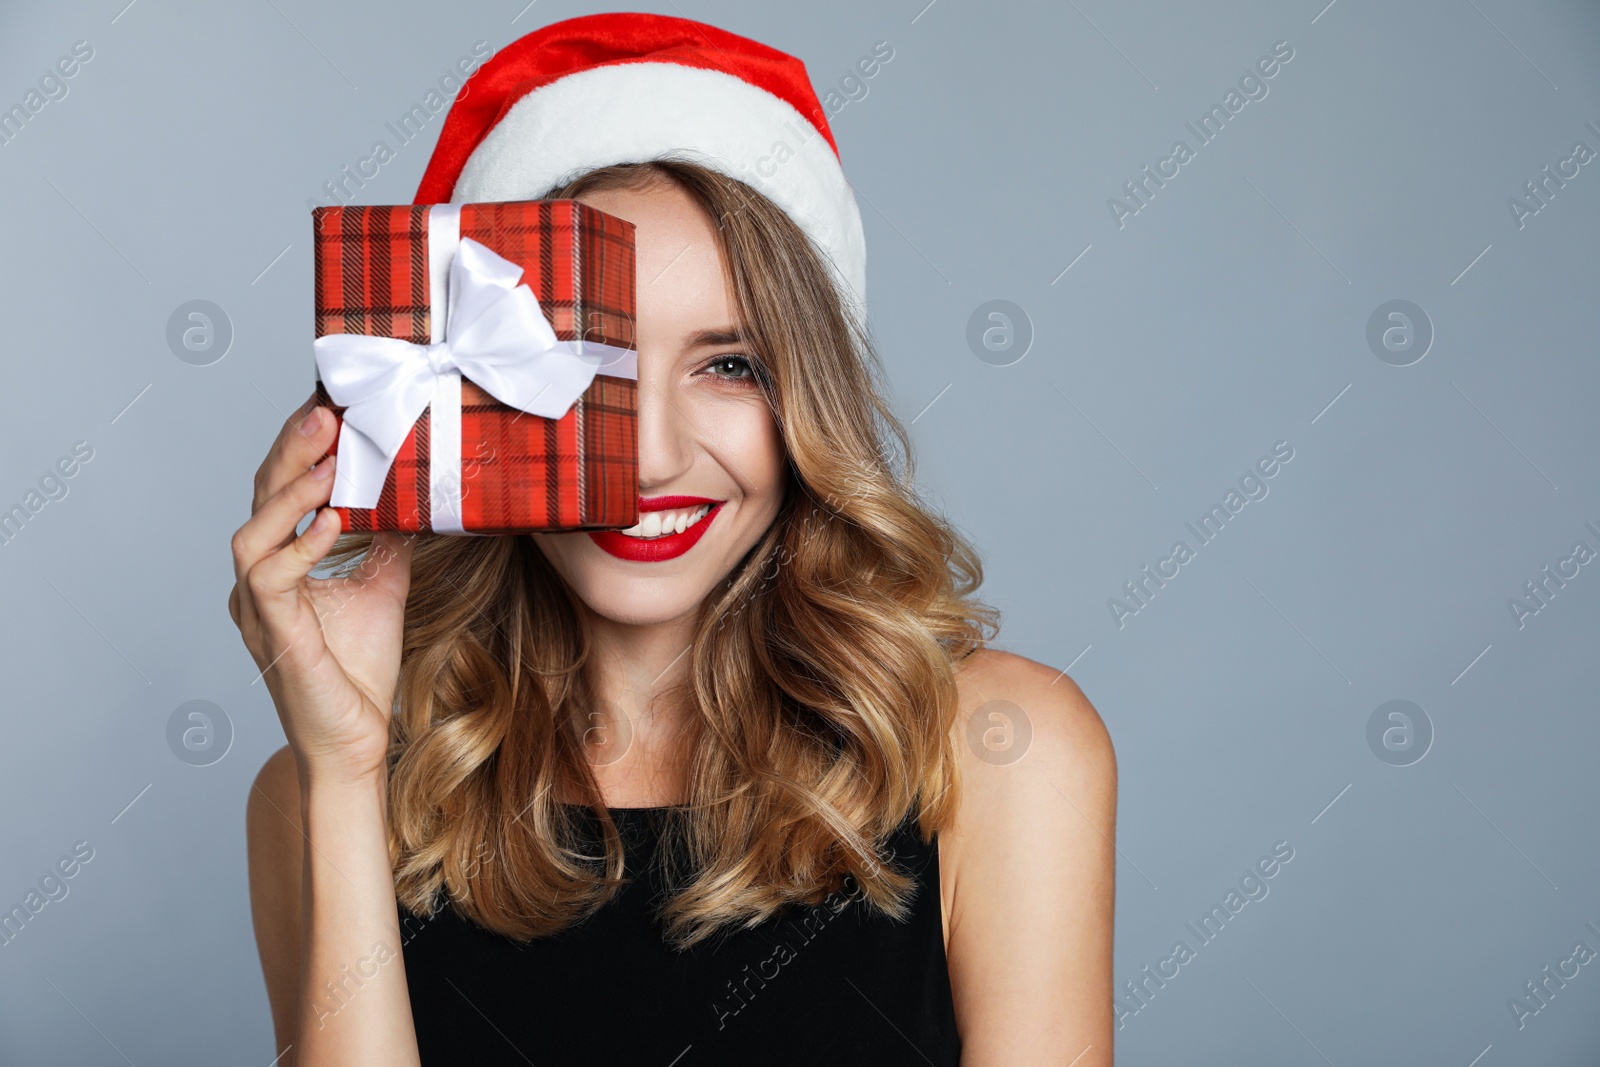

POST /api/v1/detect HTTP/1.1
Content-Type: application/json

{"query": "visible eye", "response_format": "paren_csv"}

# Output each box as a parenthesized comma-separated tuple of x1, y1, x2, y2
(702, 354, 757, 382)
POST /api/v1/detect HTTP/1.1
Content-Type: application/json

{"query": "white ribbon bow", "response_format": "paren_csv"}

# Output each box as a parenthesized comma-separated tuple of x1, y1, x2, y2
(313, 231, 635, 516)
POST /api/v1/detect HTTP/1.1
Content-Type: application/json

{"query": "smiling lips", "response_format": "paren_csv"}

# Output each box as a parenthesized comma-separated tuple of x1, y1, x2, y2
(586, 495, 723, 562)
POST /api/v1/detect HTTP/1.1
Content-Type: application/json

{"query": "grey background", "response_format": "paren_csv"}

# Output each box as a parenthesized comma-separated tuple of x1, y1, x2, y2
(1, 0, 1596, 1063)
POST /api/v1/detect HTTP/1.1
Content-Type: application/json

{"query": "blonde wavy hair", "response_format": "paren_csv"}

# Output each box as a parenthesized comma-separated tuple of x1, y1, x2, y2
(323, 159, 1000, 948)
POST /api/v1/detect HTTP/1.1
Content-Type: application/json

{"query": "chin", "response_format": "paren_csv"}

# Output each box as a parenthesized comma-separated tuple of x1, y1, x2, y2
(568, 571, 714, 627)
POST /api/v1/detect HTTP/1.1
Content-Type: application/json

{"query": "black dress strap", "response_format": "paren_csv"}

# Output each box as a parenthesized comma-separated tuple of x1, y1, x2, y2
(399, 806, 961, 1065)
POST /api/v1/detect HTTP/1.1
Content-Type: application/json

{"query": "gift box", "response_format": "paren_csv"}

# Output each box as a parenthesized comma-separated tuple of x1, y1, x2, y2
(311, 199, 639, 534)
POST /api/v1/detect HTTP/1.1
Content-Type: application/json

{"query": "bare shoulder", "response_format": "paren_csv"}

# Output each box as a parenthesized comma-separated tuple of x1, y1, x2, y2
(246, 737, 304, 872)
(248, 743, 305, 850)
(246, 744, 305, 1064)
(951, 648, 1116, 789)
(944, 647, 1116, 869)
(942, 649, 1117, 1063)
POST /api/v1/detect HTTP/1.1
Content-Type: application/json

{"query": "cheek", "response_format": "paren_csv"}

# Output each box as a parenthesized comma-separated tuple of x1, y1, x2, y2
(732, 408, 788, 522)
(749, 414, 786, 497)
(690, 393, 786, 501)
(526, 530, 581, 579)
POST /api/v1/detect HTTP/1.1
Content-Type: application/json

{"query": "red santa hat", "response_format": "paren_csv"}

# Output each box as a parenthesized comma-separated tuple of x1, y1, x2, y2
(416, 12, 867, 316)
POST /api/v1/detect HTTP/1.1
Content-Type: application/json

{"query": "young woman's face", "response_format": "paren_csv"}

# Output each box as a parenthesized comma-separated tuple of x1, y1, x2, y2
(528, 179, 787, 627)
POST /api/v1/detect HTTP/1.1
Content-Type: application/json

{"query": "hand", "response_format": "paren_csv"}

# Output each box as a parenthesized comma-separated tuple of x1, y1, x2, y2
(229, 394, 415, 786)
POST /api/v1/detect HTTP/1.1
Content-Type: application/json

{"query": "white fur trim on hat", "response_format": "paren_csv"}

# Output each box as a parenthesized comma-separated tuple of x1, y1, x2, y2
(450, 61, 867, 316)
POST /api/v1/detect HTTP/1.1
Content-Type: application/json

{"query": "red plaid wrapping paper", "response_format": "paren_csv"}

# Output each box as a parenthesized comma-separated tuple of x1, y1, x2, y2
(312, 200, 638, 534)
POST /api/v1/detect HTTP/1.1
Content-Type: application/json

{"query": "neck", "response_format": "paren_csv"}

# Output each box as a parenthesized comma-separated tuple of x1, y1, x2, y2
(576, 601, 703, 806)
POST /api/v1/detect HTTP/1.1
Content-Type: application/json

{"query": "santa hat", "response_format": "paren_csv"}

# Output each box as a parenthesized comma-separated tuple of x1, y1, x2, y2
(416, 12, 867, 316)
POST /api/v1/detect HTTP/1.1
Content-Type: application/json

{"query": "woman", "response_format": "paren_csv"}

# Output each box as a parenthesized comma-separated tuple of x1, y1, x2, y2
(233, 14, 1114, 1066)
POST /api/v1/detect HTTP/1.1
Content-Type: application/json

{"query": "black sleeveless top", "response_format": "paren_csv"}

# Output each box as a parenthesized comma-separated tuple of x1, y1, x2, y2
(399, 805, 961, 1065)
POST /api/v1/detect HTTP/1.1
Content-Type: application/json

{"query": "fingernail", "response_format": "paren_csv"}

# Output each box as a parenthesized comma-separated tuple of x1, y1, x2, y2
(311, 454, 334, 479)
(300, 408, 322, 434)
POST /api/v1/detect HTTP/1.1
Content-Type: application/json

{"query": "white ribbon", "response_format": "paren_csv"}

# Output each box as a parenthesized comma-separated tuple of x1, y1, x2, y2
(313, 204, 637, 530)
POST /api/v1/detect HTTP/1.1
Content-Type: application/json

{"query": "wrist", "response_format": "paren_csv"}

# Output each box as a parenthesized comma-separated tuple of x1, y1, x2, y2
(298, 759, 388, 809)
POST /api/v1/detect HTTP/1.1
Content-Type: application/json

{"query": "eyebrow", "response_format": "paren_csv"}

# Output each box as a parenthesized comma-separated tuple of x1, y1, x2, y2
(684, 326, 747, 348)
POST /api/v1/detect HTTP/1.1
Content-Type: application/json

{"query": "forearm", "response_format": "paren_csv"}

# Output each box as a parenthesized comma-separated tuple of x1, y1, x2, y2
(294, 770, 421, 1066)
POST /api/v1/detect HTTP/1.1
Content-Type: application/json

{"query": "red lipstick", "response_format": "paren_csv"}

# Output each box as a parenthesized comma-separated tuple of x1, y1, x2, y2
(587, 498, 724, 562)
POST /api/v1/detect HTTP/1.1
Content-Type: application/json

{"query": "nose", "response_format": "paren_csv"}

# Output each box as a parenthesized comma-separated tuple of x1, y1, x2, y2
(633, 350, 694, 495)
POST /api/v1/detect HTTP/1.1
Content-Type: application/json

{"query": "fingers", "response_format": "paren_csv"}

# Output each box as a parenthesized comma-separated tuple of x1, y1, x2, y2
(253, 395, 339, 515)
(245, 505, 344, 620)
(233, 454, 338, 581)
(232, 452, 340, 643)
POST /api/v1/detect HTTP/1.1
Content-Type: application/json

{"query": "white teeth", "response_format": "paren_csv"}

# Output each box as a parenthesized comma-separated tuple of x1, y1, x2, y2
(617, 504, 712, 539)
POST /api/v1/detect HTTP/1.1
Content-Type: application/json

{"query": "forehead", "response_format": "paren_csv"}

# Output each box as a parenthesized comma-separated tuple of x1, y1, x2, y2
(574, 180, 737, 339)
